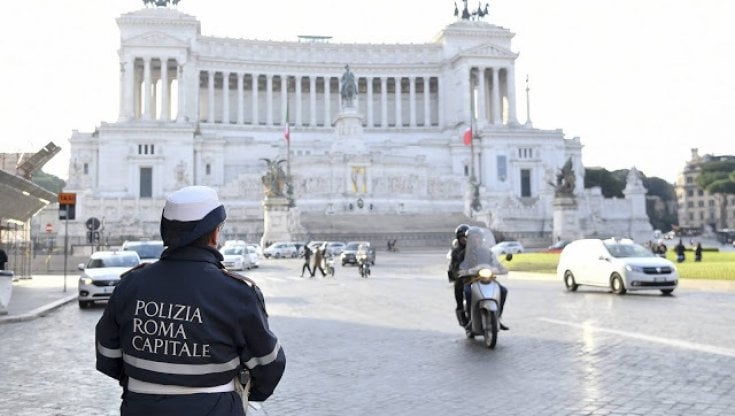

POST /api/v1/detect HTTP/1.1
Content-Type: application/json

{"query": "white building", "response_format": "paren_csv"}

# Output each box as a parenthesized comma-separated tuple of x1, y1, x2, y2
(65, 6, 651, 245)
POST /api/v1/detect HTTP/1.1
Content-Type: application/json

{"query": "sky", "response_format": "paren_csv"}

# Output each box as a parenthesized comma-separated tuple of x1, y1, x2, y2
(1, 0, 733, 184)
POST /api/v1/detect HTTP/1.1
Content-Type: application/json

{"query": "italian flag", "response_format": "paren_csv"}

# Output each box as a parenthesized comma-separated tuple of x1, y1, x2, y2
(463, 127, 472, 146)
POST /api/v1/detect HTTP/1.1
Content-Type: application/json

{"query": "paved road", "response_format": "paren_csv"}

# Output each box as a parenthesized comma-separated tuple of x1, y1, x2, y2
(1, 250, 734, 415)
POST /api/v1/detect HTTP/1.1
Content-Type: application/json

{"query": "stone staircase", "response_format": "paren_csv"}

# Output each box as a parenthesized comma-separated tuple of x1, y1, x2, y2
(294, 213, 486, 248)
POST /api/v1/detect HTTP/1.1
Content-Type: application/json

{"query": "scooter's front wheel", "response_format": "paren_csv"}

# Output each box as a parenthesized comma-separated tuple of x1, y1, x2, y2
(481, 309, 498, 349)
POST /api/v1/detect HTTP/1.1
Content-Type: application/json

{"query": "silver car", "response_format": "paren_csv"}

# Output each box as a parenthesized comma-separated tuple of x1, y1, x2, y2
(78, 250, 140, 308)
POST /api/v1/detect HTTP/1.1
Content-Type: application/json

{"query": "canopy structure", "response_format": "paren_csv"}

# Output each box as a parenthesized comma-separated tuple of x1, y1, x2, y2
(0, 170, 56, 224)
(0, 142, 60, 225)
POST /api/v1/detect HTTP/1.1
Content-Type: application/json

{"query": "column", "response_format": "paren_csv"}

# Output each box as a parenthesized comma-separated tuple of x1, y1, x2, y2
(423, 77, 431, 127)
(295, 76, 302, 126)
(281, 75, 288, 124)
(477, 67, 487, 127)
(120, 56, 135, 121)
(266, 74, 273, 125)
(176, 60, 185, 122)
(237, 72, 244, 124)
(409, 76, 416, 127)
(324, 76, 331, 126)
(143, 57, 152, 120)
(507, 67, 518, 124)
(222, 71, 230, 124)
(437, 76, 444, 128)
(395, 77, 402, 127)
(366, 77, 373, 127)
(160, 58, 170, 121)
(251, 73, 259, 125)
(491, 67, 501, 125)
(462, 66, 471, 125)
(380, 77, 388, 128)
(309, 76, 317, 126)
(207, 70, 215, 123)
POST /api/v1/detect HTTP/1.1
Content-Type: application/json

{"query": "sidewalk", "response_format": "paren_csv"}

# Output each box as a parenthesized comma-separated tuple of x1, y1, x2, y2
(0, 274, 78, 324)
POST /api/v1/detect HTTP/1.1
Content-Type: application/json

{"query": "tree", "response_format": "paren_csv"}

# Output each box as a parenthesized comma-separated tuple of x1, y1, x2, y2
(31, 170, 65, 194)
(585, 167, 678, 232)
(584, 168, 624, 198)
(695, 160, 735, 230)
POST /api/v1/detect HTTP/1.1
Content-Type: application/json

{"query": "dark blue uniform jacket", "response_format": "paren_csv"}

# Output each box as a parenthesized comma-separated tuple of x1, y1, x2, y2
(95, 245, 285, 415)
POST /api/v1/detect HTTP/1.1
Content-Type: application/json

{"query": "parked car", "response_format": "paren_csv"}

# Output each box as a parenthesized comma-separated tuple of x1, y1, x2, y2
(77, 250, 140, 308)
(121, 240, 164, 264)
(263, 242, 298, 258)
(491, 241, 524, 256)
(220, 245, 254, 270)
(325, 241, 346, 256)
(557, 238, 678, 295)
(246, 245, 260, 268)
(543, 240, 570, 253)
(341, 241, 375, 266)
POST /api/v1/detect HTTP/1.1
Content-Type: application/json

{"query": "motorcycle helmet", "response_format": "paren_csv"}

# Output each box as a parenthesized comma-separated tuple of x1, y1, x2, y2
(455, 224, 470, 239)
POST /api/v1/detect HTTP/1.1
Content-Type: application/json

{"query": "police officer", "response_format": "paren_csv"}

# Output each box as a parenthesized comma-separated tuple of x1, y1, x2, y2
(96, 186, 285, 416)
(448, 224, 509, 330)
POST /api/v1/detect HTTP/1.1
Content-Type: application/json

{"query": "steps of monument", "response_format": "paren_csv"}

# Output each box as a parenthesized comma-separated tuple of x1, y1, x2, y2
(295, 213, 485, 248)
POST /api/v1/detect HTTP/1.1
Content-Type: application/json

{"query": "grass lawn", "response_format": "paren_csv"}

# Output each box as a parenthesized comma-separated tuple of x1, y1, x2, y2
(506, 251, 735, 280)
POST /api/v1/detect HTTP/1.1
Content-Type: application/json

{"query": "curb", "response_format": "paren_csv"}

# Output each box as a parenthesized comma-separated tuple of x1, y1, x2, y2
(0, 294, 78, 325)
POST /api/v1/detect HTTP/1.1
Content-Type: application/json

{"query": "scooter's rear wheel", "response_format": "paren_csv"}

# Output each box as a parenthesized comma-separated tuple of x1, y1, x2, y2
(481, 309, 498, 349)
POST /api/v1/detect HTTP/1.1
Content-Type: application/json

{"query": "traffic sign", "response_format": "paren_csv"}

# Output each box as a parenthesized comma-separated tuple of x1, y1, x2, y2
(86, 217, 101, 231)
(58, 192, 76, 205)
(46, 223, 53, 233)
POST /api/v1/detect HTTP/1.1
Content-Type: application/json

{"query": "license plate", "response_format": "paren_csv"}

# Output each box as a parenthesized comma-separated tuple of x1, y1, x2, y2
(103, 287, 115, 294)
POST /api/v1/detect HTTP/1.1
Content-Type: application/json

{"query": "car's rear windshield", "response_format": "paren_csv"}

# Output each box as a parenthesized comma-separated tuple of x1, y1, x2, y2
(124, 243, 164, 259)
(603, 243, 654, 258)
(88, 254, 139, 268)
(223, 247, 244, 255)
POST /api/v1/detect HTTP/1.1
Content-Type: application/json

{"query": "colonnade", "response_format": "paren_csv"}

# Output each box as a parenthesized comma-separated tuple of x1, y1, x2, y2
(196, 72, 442, 128)
(119, 56, 184, 122)
(470, 66, 517, 126)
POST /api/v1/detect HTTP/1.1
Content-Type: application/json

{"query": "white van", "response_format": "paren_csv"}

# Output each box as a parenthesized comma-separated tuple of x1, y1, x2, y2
(557, 238, 678, 295)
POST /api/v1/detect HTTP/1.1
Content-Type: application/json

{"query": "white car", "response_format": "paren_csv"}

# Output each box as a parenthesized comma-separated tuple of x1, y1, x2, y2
(78, 250, 140, 308)
(220, 245, 254, 270)
(324, 241, 346, 256)
(246, 245, 260, 268)
(557, 238, 678, 295)
(263, 242, 298, 258)
(121, 240, 164, 264)
(491, 241, 524, 256)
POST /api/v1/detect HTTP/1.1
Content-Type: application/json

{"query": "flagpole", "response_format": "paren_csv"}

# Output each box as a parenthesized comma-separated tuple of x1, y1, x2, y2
(469, 78, 481, 211)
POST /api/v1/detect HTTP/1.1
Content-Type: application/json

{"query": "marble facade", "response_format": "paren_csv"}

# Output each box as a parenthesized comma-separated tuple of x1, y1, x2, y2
(64, 7, 652, 244)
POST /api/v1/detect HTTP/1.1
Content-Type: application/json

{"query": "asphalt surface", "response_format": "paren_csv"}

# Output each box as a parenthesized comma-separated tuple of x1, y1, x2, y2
(1, 250, 734, 415)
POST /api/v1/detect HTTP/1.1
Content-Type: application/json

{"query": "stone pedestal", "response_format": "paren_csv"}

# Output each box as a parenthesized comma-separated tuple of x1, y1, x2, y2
(553, 196, 580, 242)
(261, 197, 303, 246)
(332, 107, 367, 154)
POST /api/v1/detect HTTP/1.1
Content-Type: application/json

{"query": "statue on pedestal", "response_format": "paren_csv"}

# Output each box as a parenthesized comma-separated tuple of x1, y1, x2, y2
(340, 65, 357, 108)
(551, 157, 576, 197)
(260, 158, 287, 198)
(143, 0, 180, 7)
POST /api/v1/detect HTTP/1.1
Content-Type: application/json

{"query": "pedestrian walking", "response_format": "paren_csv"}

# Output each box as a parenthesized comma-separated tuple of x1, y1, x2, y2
(675, 239, 686, 263)
(301, 242, 313, 277)
(694, 242, 703, 262)
(311, 245, 326, 277)
(95, 186, 285, 416)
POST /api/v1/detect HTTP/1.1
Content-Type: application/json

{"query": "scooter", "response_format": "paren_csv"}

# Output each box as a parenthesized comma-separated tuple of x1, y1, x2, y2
(357, 244, 371, 278)
(459, 226, 511, 349)
(324, 255, 336, 278)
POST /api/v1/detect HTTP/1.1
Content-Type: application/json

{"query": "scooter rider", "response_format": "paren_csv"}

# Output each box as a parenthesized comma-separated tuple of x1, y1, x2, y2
(448, 224, 509, 330)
